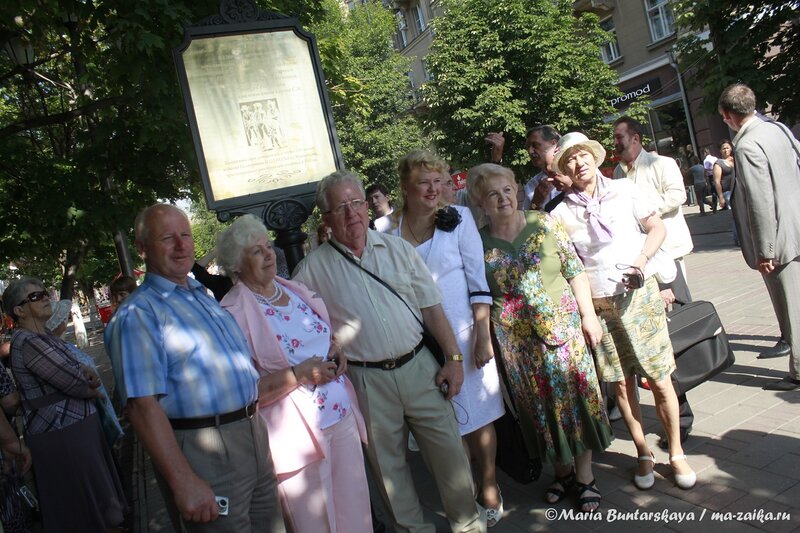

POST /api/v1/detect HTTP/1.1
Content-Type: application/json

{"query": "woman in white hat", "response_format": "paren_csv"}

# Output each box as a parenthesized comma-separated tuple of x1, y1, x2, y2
(549, 132, 696, 491)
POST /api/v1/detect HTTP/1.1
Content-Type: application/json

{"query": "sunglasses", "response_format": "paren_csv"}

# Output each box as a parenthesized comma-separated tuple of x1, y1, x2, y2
(18, 290, 50, 306)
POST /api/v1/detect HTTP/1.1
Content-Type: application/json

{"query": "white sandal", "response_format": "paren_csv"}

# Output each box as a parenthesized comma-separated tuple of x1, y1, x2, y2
(477, 488, 504, 528)
(670, 454, 696, 489)
(633, 453, 655, 490)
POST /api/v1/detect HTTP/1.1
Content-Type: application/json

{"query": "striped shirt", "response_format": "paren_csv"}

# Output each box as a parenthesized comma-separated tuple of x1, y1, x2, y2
(10, 329, 97, 435)
(105, 273, 258, 419)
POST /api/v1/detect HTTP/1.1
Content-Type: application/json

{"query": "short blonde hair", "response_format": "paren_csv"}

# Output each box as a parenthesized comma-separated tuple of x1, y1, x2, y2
(466, 163, 517, 206)
(388, 150, 450, 228)
(398, 150, 448, 186)
(215, 214, 270, 280)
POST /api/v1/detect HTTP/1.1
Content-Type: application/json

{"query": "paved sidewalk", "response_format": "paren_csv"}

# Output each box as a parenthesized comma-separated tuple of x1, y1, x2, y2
(95, 203, 799, 532)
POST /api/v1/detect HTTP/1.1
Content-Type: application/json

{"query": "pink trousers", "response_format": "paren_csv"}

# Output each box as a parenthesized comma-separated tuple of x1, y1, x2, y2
(277, 411, 372, 533)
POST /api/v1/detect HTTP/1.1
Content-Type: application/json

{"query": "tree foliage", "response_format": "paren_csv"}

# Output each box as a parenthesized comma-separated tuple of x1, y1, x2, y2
(674, 1, 800, 122)
(190, 201, 229, 259)
(0, 0, 324, 294)
(421, 0, 625, 172)
(311, 0, 425, 194)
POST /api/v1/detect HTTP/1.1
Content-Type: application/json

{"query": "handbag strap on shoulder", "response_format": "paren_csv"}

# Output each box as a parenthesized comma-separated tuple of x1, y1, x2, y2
(328, 240, 426, 330)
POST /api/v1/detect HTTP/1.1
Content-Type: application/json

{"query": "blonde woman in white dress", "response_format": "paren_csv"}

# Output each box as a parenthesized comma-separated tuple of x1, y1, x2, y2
(376, 150, 506, 527)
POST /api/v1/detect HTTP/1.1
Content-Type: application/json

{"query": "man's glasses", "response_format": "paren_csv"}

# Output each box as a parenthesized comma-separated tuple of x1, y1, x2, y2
(325, 199, 367, 215)
(18, 290, 49, 306)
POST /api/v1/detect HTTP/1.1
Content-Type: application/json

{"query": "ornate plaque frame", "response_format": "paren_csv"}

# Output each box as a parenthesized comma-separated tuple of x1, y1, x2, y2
(174, 0, 343, 229)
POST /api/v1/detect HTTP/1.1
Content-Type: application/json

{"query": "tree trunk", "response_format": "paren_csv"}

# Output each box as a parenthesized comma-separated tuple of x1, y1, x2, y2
(59, 242, 88, 300)
(79, 278, 101, 330)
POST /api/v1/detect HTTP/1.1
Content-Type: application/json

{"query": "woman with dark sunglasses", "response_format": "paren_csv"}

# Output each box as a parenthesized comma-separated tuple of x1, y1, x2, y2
(1, 277, 127, 532)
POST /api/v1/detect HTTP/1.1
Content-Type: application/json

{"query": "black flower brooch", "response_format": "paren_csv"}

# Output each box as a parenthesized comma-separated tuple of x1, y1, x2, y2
(435, 206, 462, 232)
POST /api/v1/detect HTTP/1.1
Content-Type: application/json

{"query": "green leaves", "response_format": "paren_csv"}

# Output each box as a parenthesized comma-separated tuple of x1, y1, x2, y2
(422, 0, 621, 172)
(310, 0, 424, 195)
(0, 0, 326, 289)
(674, 0, 800, 123)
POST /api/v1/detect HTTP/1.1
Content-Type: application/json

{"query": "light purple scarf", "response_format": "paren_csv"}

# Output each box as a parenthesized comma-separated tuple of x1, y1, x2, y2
(566, 173, 614, 243)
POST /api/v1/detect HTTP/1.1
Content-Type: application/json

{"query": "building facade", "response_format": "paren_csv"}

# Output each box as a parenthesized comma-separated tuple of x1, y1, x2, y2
(574, 0, 729, 166)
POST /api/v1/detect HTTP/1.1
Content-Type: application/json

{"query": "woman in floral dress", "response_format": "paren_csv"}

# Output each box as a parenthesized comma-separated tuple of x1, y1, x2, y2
(467, 163, 613, 513)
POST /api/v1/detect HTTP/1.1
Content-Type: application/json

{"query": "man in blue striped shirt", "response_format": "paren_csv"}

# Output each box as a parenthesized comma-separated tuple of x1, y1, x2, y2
(105, 204, 284, 532)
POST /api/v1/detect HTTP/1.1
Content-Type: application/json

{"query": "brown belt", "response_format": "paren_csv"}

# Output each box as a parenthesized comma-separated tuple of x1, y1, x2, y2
(355, 340, 425, 370)
(169, 401, 258, 430)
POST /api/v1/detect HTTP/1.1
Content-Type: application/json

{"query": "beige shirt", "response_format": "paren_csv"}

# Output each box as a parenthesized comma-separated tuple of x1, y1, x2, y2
(614, 149, 694, 259)
(292, 230, 442, 362)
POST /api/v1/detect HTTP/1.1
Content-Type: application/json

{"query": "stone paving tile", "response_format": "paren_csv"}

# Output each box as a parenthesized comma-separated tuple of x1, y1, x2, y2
(764, 452, 800, 481)
(701, 462, 797, 498)
(772, 481, 800, 509)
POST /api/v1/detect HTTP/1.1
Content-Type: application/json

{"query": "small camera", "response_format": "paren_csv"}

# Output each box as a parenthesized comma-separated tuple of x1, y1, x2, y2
(439, 381, 449, 397)
(622, 270, 644, 290)
(18, 485, 38, 509)
(215, 496, 229, 516)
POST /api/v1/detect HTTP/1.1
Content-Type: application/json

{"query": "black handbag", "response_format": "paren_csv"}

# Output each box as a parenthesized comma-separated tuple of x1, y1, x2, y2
(667, 300, 735, 397)
(328, 241, 445, 366)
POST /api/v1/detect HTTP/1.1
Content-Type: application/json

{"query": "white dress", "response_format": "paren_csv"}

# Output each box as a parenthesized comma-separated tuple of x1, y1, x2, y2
(376, 206, 505, 434)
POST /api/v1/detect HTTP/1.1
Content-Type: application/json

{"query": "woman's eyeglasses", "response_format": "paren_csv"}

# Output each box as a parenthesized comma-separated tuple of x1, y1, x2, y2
(18, 290, 50, 306)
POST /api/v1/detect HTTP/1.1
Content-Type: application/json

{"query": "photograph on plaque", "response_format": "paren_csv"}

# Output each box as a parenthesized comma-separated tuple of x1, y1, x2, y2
(181, 30, 337, 201)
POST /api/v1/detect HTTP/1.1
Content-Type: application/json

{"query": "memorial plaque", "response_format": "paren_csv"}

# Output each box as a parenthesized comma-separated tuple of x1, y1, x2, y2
(174, 2, 341, 270)
(180, 30, 338, 203)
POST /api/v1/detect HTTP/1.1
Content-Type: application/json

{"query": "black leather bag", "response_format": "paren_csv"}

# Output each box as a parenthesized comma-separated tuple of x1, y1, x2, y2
(667, 300, 735, 396)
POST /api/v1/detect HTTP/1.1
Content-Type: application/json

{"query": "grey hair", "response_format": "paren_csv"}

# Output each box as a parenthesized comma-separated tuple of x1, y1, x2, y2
(215, 214, 270, 280)
(134, 203, 189, 243)
(315, 170, 365, 212)
(2, 276, 45, 321)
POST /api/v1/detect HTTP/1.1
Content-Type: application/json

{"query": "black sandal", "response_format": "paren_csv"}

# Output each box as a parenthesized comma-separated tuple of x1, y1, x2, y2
(544, 469, 575, 504)
(576, 479, 601, 513)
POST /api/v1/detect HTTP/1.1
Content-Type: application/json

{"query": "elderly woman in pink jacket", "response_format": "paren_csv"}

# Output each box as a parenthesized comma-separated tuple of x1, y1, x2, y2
(217, 215, 370, 533)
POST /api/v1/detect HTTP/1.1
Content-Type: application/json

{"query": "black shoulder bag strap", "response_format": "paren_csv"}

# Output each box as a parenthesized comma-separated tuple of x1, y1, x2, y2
(327, 241, 445, 366)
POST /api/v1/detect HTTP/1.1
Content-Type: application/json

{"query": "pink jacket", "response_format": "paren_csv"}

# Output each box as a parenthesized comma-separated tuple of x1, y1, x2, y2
(222, 277, 367, 476)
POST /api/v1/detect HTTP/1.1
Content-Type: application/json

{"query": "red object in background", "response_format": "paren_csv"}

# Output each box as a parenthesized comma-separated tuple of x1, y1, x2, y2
(451, 171, 467, 190)
(98, 305, 114, 325)
(600, 166, 615, 178)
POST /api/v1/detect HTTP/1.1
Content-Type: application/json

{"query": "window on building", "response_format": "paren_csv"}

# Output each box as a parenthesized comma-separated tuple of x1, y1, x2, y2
(599, 17, 620, 63)
(414, 5, 426, 34)
(407, 71, 421, 101)
(421, 58, 432, 81)
(645, 0, 675, 42)
(396, 11, 409, 48)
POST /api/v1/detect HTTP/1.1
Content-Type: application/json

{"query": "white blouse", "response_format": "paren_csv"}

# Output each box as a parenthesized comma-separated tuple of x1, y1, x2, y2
(551, 177, 671, 298)
(257, 288, 351, 430)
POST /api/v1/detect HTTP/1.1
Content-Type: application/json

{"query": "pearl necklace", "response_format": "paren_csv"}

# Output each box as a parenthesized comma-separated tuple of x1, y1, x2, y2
(264, 281, 283, 304)
(253, 282, 294, 314)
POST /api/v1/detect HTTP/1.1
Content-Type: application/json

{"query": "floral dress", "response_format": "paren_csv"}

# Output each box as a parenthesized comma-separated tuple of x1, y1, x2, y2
(480, 211, 613, 465)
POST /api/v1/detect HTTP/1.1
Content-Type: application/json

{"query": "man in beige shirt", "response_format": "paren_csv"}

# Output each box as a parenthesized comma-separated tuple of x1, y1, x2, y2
(294, 170, 486, 533)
